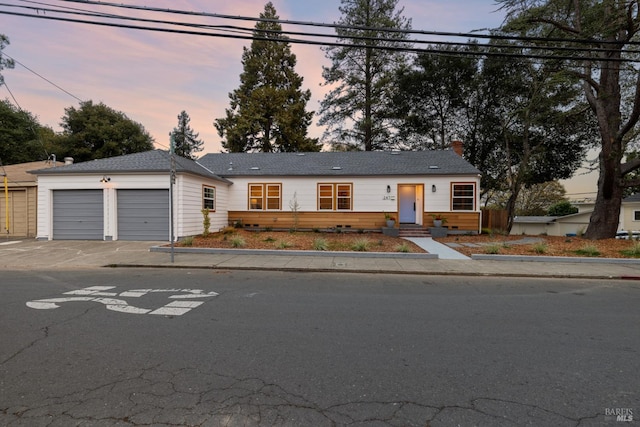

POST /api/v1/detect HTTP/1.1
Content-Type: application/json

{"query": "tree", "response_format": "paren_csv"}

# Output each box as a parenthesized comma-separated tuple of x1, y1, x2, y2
(394, 45, 479, 150)
(0, 99, 49, 164)
(58, 100, 154, 162)
(214, 2, 319, 153)
(497, 0, 640, 239)
(548, 200, 578, 216)
(170, 111, 204, 160)
(319, 0, 412, 151)
(485, 181, 568, 216)
(0, 34, 14, 87)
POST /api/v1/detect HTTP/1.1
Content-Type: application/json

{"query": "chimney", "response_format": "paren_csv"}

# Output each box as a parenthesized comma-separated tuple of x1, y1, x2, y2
(451, 140, 464, 157)
(64, 157, 74, 165)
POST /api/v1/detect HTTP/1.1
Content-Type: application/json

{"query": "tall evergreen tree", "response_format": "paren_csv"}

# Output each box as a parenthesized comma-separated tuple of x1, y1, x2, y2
(170, 110, 204, 160)
(497, 0, 640, 239)
(214, 2, 320, 153)
(319, 0, 412, 151)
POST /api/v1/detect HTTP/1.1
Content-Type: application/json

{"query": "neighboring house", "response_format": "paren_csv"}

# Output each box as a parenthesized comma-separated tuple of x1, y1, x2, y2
(621, 193, 640, 232)
(0, 160, 56, 237)
(511, 212, 592, 236)
(30, 148, 482, 241)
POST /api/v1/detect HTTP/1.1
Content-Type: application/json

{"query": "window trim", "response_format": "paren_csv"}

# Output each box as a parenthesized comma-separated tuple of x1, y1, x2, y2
(317, 183, 353, 211)
(202, 185, 216, 211)
(451, 182, 476, 211)
(248, 183, 282, 211)
(634, 210, 640, 221)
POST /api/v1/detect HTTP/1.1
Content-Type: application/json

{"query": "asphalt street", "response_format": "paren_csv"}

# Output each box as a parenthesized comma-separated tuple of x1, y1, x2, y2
(1, 268, 638, 426)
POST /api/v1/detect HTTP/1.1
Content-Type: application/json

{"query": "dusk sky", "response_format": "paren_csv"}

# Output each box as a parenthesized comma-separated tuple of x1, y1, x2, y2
(0, 0, 506, 154)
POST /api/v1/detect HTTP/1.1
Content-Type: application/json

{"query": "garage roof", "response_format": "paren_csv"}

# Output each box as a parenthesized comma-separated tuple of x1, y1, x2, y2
(29, 150, 231, 183)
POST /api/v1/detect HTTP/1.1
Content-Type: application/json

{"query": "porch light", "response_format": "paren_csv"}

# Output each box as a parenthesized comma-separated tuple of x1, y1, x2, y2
(432, 184, 436, 193)
(386, 185, 391, 193)
(100, 176, 111, 183)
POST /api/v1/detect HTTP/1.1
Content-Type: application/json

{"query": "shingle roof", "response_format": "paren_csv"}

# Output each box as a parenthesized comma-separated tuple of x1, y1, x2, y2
(2, 160, 56, 185)
(29, 150, 231, 183)
(624, 193, 640, 203)
(199, 150, 481, 177)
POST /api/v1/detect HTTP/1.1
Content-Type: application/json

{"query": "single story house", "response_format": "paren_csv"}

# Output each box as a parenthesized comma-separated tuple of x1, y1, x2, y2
(30, 148, 482, 241)
(621, 193, 640, 232)
(511, 211, 592, 236)
(1, 160, 56, 237)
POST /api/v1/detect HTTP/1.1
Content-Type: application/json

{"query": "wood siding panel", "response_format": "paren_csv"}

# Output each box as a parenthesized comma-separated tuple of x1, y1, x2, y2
(0, 189, 28, 237)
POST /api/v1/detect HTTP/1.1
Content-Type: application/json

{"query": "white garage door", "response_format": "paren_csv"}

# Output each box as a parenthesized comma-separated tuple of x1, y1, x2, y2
(52, 190, 104, 240)
(117, 189, 169, 241)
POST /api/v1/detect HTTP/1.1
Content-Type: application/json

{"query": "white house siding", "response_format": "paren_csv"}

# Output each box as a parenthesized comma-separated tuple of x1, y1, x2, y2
(224, 175, 480, 214)
(176, 175, 230, 238)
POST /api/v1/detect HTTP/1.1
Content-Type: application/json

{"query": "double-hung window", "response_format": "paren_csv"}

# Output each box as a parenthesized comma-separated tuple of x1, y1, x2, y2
(203, 186, 216, 211)
(249, 183, 281, 210)
(451, 183, 475, 211)
(318, 183, 352, 210)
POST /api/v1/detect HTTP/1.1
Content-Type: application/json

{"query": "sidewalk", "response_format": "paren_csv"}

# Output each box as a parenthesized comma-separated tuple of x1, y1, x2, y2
(2, 239, 640, 279)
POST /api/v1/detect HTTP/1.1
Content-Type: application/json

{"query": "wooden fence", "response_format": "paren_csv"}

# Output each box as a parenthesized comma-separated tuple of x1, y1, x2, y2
(481, 208, 508, 233)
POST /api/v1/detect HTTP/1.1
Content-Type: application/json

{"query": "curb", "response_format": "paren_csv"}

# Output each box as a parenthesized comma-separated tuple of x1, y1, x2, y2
(471, 254, 640, 264)
(150, 246, 438, 259)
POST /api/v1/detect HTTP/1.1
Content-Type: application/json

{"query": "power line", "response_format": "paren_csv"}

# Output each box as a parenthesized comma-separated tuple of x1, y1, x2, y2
(1, 51, 83, 102)
(1, 8, 639, 64)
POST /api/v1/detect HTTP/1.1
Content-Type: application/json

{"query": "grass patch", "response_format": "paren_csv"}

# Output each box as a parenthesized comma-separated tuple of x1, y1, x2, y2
(351, 238, 370, 252)
(395, 242, 412, 253)
(531, 242, 548, 254)
(574, 245, 600, 257)
(231, 235, 246, 248)
(621, 242, 640, 258)
(312, 238, 329, 251)
(276, 240, 292, 249)
(484, 244, 501, 254)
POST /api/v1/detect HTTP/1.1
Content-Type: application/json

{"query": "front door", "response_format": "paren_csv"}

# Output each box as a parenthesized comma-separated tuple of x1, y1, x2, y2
(399, 185, 416, 223)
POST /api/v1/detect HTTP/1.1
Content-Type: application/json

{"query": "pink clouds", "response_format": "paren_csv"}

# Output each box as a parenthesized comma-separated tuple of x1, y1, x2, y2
(0, 0, 503, 154)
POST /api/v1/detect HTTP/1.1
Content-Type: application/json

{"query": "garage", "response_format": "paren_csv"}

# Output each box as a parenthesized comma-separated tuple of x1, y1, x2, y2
(0, 189, 28, 237)
(52, 190, 104, 240)
(117, 189, 169, 241)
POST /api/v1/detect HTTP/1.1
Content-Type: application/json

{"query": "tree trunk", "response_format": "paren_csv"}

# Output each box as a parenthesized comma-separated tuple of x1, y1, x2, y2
(583, 149, 623, 239)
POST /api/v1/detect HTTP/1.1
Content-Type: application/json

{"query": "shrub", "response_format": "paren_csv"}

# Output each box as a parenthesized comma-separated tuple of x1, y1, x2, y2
(484, 244, 501, 254)
(264, 236, 276, 243)
(276, 240, 292, 249)
(351, 238, 370, 252)
(395, 243, 411, 253)
(312, 228, 320, 233)
(221, 226, 236, 235)
(313, 238, 329, 251)
(181, 236, 194, 247)
(231, 235, 246, 248)
(531, 242, 548, 254)
(574, 245, 600, 257)
(547, 200, 578, 216)
(201, 209, 210, 237)
(621, 242, 640, 257)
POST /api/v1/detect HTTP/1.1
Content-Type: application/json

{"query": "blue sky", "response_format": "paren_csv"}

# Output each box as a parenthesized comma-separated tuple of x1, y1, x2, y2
(0, 0, 506, 154)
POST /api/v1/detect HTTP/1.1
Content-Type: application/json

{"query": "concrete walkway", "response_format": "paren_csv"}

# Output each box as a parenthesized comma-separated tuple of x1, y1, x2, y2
(1, 239, 640, 280)
(404, 237, 471, 260)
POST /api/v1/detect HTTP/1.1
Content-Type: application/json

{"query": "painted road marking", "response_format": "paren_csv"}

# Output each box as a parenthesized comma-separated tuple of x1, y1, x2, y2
(26, 287, 218, 316)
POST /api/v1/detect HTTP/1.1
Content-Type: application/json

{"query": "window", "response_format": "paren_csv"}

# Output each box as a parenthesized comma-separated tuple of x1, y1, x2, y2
(318, 183, 352, 210)
(452, 183, 475, 211)
(203, 186, 215, 210)
(634, 210, 640, 221)
(249, 183, 281, 210)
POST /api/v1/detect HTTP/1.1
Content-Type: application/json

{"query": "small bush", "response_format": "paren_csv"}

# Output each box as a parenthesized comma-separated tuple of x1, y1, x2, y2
(231, 235, 246, 248)
(313, 238, 329, 251)
(312, 228, 320, 233)
(181, 236, 194, 247)
(221, 226, 236, 235)
(574, 245, 600, 257)
(395, 243, 411, 253)
(264, 236, 276, 243)
(357, 228, 365, 234)
(621, 242, 640, 257)
(531, 242, 548, 254)
(276, 240, 292, 249)
(484, 244, 501, 254)
(264, 226, 273, 232)
(351, 238, 370, 252)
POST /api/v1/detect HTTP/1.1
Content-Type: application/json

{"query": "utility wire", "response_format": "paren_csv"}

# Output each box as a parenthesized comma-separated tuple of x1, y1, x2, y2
(4, 2, 639, 58)
(1, 51, 83, 102)
(1, 8, 639, 63)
